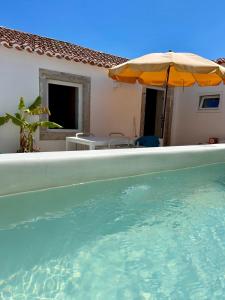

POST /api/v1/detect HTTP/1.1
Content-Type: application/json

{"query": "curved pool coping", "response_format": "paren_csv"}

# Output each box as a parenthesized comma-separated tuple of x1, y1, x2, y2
(1, 144, 225, 196)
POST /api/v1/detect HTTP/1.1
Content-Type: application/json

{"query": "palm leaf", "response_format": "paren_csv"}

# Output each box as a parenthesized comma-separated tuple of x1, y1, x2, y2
(39, 121, 62, 129)
(0, 115, 9, 126)
(29, 107, 51, 115)
(28, 96, 42, 111)
(30, 121, 62, 131)
(18, 97, 26, 111)
(6, 113, 27, 127)
(15, 113, 23, 120)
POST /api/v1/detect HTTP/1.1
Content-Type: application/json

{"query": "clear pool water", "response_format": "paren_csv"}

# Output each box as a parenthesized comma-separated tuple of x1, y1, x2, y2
(1, 163, 225, 299)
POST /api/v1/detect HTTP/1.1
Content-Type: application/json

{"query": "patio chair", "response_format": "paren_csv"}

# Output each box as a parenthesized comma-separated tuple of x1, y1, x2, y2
(108, 132, 133, 148)
(75, 132, 95, 137)
(135, 136, 160, 147)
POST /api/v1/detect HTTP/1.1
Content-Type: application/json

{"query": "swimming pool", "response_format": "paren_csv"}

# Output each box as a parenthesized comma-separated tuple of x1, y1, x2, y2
(1, 146, 225, 299)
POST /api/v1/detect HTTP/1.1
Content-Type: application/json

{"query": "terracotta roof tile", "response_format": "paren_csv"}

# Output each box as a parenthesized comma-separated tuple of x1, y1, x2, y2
(215, 58, 225, 65)
(0, 26, 128, 68)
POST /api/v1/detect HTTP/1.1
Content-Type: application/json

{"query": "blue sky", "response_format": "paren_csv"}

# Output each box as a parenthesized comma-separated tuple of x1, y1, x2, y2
(1, 0, 225, 60)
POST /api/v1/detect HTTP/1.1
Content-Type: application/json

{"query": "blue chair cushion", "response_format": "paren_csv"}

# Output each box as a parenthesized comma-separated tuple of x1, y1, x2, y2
(135, 136, 160, 147)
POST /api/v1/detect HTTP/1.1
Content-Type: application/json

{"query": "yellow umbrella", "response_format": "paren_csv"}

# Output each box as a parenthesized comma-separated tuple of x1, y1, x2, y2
(109, 51, 225, 86)
(108, 51, 225, 139)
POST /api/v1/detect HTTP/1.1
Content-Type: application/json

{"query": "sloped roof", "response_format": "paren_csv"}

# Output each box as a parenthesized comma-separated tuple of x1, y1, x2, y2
(0, 26, 128, 68)
(215, 58, 225, 65)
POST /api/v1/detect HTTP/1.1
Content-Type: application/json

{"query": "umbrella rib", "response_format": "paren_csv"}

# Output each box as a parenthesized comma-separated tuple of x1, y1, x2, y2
(191, 72, 199, 86)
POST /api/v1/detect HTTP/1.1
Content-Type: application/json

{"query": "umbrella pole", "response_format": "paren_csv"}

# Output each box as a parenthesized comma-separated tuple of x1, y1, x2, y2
(161, 66, 171, 142)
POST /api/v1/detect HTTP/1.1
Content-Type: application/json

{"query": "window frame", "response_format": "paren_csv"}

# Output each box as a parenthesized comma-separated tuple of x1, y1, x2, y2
(39, 69, 91, 141)
(47, 79, 83, 132)
(198, 93, 222, 112)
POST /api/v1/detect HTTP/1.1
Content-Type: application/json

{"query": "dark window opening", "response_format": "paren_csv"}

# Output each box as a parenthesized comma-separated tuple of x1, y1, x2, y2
(48, 83, 79, 129)
(199, 95, 220, 110)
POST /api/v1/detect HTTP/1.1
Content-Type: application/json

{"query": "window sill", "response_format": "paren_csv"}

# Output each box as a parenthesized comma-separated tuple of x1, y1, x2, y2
(197, 109, 221, 113)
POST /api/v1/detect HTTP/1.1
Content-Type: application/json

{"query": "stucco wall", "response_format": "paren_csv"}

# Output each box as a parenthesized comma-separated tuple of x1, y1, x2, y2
(0, 46, 142, 153)
(2, 45, 225, 152)
(170, 84, 225, 145)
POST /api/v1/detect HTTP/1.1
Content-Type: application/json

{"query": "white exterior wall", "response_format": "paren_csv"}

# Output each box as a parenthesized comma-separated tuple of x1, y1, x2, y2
(2, 45, 225, 152)
(0, 46, 142, 153)
(170, 84, 225, 145)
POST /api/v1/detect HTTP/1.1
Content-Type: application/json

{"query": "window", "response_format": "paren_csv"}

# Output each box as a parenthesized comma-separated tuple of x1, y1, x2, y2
(48, 80, 82, 130)
(39, 69, 90, 141)
(199, 95, 220, 110)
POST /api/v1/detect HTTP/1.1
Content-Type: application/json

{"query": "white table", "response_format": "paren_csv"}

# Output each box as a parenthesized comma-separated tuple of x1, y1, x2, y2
(66, 136, 134, 150)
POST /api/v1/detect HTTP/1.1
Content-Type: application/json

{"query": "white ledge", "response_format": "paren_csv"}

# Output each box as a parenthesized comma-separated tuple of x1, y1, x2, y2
(1, 144, 225, 196)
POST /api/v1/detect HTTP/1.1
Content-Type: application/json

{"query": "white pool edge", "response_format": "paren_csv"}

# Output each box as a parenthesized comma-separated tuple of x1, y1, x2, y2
(1, 144, 225, 196)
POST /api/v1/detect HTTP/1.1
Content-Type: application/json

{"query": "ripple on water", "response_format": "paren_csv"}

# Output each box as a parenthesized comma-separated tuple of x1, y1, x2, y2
(1, 163, 225, 299)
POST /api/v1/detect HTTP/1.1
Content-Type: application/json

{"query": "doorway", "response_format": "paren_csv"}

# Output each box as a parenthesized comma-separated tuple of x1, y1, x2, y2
(142, 88, 165, 138)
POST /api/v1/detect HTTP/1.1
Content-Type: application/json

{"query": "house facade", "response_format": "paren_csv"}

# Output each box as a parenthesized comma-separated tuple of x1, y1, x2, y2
(0, 27, 225, 153)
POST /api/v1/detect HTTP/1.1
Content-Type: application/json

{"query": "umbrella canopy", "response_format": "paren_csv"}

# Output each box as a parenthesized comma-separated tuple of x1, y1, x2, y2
(108, 52, 225, 87)
(109, 52, 225, 144)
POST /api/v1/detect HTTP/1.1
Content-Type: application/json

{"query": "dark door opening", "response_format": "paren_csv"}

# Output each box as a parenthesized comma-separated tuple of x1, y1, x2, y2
(143, 88, 164, 137)
(144, 89, 157, 136)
